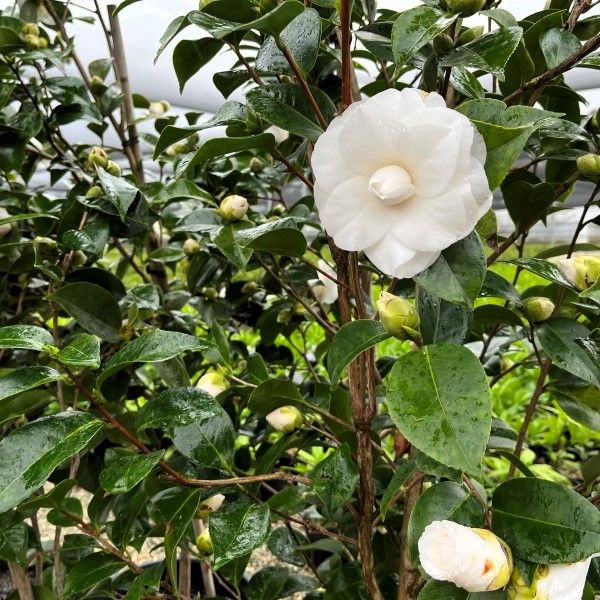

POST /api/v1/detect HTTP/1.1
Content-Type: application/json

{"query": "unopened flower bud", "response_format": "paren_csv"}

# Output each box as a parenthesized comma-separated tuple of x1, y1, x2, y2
(183, 238, 201, 256)
(86, 185, 103, 198)
(196, 372, 227, 397)
(558, 255, 600, 290)
(195, 494, 225, 519)
(36, 37, 48, 49)
(276, 308, 292, 324)
(433, 33, 454, 55)
(201, 287, 219, 300)
(21, 23, 40, 36)
(522, 296, 555, 322)
(577, 153, 600, 178)
(220, 195, 249, 222)
(442, 0, 486, 16)
(32, 236, 57, 251)
(266, 405, 303, 433)
(0, 208, 12, 238)
(149, 101, 169, 116)
(23, 33, 40, 49)
(90, 75, 104, 88)
(377, 291, 420, 340)
(195, 530, 213, 558)
(457, 25, 484, 45)
(242, 281, 259, 294)
(419, 520, 513, 592)
(71, 250, 87, 267)
(88, 146, 108, 169)
(105, 160, 121, 177)
(249, 157, 264, 173)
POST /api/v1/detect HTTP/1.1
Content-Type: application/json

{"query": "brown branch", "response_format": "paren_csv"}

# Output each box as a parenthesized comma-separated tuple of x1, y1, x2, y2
(163, 471, 309, 487)
(113, 238, 151, 283)
(271, 148, 314, 191)
(566, 0, 592, 31)
(503, 32, 600, 105)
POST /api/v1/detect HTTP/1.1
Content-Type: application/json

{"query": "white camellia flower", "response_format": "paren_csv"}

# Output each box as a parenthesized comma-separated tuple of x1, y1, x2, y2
(266, 405, 303, 433)
(196, 494, 225, 518)
(311, 88, 492, 279)
(196, 372, 227, 397)
(309, 260, 338, 304)
(418, 520, 513, 592)
(509, 555, 599, 600)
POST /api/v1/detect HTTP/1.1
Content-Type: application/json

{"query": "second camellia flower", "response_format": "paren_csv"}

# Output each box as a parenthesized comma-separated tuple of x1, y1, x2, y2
(311, 88, 492, 279)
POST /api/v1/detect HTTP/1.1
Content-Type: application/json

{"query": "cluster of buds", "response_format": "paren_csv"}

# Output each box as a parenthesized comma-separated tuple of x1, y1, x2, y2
(377, 291, 420, 341)
(86, 147, 121, 176)
(219, 195, 249, 222)
(558, 255, 600, 291)
(21, 23, 48, 49)
(266, 405, 303, 433)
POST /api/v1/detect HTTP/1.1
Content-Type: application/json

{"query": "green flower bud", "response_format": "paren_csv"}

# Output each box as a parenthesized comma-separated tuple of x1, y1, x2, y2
(442, 0, 486, 16)
(21, 23, 40, 36)
(32, 236, 57, 251)
(266, 405, 303, 433)
(433, 33, 454, 55)
(183, 238, 201, 256)
(105, 160, 121, 177)
(195, 530, 213, 558)
(90, 75, 104, 88)
(522, 296, 555, 322)
(71, 250, 87, 267)
(577, 153, 600, 178)
(88, 146, 108, 169)
(86, 185, 103, 198)
(558, 255, 600, 290)
(220, 194, 249, 222)
(242, 281, 259, 294)
(457, 25, 484, 45)
(23, 33, 40, 49)
(249, 157, 264, 173)
(377, 291, 420, 340)
(149, 101, 168, 116)
(36, 36, 48, 49)
(202, 287, 219, 300)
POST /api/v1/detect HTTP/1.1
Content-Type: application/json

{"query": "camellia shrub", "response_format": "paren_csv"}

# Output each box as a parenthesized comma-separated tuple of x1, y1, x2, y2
(1, 0, 600, 598)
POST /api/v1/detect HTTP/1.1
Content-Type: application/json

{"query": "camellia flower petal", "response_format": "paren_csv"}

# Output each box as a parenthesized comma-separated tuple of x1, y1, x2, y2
(508, 555, 599, 600)
(311, 88, 492, 279)
(418, 520, 513, 592)
(309, 260, 338, 304)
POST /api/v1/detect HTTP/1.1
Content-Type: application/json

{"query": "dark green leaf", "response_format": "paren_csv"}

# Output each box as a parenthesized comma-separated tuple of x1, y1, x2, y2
(155, 14, 191, 63)
(0, 412, 103, 512)
(418, 580, 505, 599)
(56, 334, 100, 369)
(64, 553, 124, 597)
(0, 367, 61, 401)
(173, 37, 224, 92)
(236, 217, 307, 257)
(49, 282, 122, 342)
(100, 451, 164, 494)
(248, 379, 303, 416)
(311, 443, 358, 513)
(418, 288, 472, 345)
(386, 344, 491, 475)
(327, 320, 390, 386)
(540, 27, 581, 69)
(512, 257, 576, 288)
(95, 168, 139, 221)
(210, 503, 271, 570)
(414, 232, 486, 308)
(492, 478, 600, 563)
(0, 325, 54, 351)
(380, 459, 416, 521)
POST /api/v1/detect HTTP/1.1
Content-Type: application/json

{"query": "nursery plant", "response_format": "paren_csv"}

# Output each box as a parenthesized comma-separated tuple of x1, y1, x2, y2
(0, 0, 599, 598)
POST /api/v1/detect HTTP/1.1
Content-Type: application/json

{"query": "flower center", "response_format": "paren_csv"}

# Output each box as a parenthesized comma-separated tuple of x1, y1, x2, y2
(369, 165, 415, 206)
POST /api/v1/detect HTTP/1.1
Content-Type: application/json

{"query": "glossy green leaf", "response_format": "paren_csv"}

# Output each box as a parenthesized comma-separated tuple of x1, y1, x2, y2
(267, 527, 308, 567)
(63, 553, 124, 597)
(536, 318, 600, 387)
(502, 180, 555, 229)
(155, 14, 191, 63)
(99, 451, 164, 494)
(0, 325, 54, 351)
(0, 367, 61, 401)
(327, 320, 390, 386)
(211, 222, 254, 269)
(56, 334, 100, 369)
(98, 330, 213, 385)
(173, 37, 224, 92)
(418, 288, 472, 345)
(380, 459, 417, 521)
(49, 282, 122, 342)
(392, 5, 455, 68)
(540, 27, 581, 69)
(458, 100, 558, 189)
(257, 8, 321, 75)
(95, 167, 139, 220)
(386, 344, 491, 475)
(210, 503, 271, 570)
(409, 481, 485, 562)
(0, 512, 28, 565)
(248, 379, 303, 416)
(582, 453, 600, 485)
(247, 567, 315, 600)
(492, 478, 600, 563)
(236, 217, 307, 257)
(310, 443, 358, 513)
(414, 232, 486, 308)
(173, 405, 235, 469)
(512, 257, 575, 288)
(0, 412, 103, 512)
(440, 26, 523, 79)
